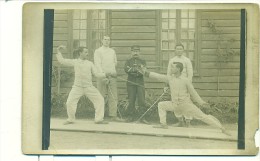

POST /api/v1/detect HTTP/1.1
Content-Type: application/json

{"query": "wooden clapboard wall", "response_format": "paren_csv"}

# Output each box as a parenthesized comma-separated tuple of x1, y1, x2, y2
(53, 10, 70, 57)
(52, 9, 241, 102)
(193, 10, 241, 101)
(52, 10, 73, 95)
(110, 10, 165, 100)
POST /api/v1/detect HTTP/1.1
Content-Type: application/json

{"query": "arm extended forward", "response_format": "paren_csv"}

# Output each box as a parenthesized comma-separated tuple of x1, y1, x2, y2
(139, 66, 168, 83)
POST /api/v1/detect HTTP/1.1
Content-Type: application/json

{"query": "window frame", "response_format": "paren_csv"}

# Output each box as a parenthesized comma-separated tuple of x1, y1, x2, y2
(68, 9, 110, 61)
(158, 9, 201, 76)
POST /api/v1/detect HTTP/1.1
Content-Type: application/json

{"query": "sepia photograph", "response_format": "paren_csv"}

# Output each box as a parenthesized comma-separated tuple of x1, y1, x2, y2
(21, 2, 259, 155)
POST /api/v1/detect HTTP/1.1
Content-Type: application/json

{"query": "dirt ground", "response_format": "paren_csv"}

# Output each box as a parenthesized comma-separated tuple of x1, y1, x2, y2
(49, 125, 237, 150)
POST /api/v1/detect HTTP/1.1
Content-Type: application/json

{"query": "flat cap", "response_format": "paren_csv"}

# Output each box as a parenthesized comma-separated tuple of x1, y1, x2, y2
(131, 45, 140, 51)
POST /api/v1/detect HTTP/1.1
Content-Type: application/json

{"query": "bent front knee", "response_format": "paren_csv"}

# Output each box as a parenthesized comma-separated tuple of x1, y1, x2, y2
(95, 96, 105, 106)
(158, 102, 163, 107)
(158, 102, 165, 110)
(66, 101, 76, 108)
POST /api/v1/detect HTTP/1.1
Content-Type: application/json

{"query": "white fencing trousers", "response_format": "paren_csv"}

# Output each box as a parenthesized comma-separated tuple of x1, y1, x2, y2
(97, 77, 118, 117)
(66, 86, 105, 122)
(158, 101, 222, 128)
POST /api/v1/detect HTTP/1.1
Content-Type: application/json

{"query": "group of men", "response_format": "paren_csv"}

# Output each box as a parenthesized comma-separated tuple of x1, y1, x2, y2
(55, 35, 230, 135)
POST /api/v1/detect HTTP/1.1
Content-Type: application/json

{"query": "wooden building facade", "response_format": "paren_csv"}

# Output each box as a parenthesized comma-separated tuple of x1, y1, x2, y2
(52, 9, 241, 101)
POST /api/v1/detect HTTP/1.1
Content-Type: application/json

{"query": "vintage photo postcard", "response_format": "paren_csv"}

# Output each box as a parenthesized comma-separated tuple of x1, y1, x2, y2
(22, 2, 259, 155)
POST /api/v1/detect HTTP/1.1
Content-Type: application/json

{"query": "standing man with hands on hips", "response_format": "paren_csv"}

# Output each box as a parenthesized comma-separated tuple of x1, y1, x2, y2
(167, 43, 193, 82)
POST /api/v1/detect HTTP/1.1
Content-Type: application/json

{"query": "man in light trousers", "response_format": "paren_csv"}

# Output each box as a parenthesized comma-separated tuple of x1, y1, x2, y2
(94, 35, 122, 121)
(140, 62, 230, 135)
(56, 45, 109, 125)
(166, 43, 194, 126)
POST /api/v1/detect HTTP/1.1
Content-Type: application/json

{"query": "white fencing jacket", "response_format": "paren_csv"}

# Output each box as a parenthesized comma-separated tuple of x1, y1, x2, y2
(56, 53, 106, 87)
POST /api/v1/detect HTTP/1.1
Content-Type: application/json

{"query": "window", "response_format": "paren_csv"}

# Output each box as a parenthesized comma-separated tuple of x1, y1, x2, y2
(71, 10, 108, 60)
(160, 9, 198, 74)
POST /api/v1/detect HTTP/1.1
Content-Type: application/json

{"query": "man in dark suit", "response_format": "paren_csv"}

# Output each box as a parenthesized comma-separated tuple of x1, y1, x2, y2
(124, 45, 149, 123)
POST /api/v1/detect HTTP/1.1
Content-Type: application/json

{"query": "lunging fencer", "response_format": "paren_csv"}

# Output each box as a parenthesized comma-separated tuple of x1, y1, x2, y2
(166, 43, 194, 127)
(56, 45, 110, 125)
(139, 62, 231, 135)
